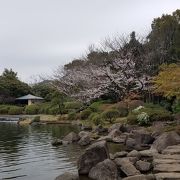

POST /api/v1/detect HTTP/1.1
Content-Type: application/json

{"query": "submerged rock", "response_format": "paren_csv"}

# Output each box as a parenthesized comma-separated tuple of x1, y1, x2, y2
(51, 139, 63, 146)
(55, 172, 79, 180)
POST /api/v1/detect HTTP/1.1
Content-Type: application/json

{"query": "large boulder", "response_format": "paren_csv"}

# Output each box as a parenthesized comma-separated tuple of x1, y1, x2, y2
(151, 131, 180, 153)
(133, 130, 154, 145)
(63, 132, 80, 143)
(88, 159, 119, 180)
(78, 141, 109, 175)
(55, 172, 79, 180)
(78, 135, 91, 146)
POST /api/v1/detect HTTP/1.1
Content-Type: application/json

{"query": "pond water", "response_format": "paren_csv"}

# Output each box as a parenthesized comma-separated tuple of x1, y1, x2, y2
(0, 122, 123, 180)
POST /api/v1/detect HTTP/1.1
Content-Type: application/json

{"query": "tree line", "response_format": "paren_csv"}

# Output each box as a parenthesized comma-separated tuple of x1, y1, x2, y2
(52, 9, 180, 103)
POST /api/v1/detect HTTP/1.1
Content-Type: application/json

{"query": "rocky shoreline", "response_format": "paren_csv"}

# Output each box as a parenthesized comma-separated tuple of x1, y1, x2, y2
(52, 123, 180, 180)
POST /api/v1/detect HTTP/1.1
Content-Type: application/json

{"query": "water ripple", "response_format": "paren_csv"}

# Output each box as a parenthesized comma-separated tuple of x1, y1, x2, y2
(0, 123, 83, 180)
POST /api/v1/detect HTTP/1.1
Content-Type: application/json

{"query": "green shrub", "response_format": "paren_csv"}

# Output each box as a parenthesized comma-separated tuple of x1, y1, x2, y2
(89, 101, 103, 112)
(172, 100, 180, 113)
(142, 108, 173, 122)
(8, 106, 24, 115)
(65, 101, 82, 110)
(88, 112, 98, 120)
(68, 112, 77, 120)
(0, 105, 10, 114)
(25, 104, 40, 115)
(39, 103, 51, 114)
(32, 116, 40, 122)
(127, 113, 137, 125)
(137, 112, 150, 126)
(114, 102, 128, 117)
(91, 114, 103, 126)
(80, 109, 92, 120)
(48, 106, 59, 115)
(102, 109, 120, 123)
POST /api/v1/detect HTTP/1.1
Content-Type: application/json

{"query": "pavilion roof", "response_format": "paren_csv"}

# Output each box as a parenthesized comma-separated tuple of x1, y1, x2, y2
(16, 94, 44, 100)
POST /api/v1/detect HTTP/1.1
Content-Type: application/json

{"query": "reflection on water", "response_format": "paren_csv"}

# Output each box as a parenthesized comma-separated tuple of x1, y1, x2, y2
(0, 122, 85, 180)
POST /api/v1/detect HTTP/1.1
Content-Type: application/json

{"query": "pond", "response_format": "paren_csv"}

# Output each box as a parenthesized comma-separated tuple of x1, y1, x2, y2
(0, 122, 123, 180)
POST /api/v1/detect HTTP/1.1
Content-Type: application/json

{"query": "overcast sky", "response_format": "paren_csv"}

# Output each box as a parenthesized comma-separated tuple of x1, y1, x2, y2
(0, 0, 179, 82)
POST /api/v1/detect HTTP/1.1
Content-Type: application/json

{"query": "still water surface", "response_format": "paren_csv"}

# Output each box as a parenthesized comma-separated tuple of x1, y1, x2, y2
(0, 122, 85, 180)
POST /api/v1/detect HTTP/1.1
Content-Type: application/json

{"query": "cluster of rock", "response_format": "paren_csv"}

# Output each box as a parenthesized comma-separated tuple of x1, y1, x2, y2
(54, 123, 180, 180)
(51, 131, 92, 146)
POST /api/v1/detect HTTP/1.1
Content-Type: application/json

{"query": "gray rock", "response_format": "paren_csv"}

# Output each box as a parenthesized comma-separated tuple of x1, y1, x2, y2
(108, 129, 122, 138)
(63, 132, 80, 143)
(127, 150, 141, 159)
(119, 124, 133, 133)
(78, 135, 91, 146)
(135, 160, 151, 172)
(108, 129, 128, 143)
(88, 159, 119, 180)
(113, 134, 128, 144)
(153, 153, 180, 160)
(55, 172, 79, 180)
(122, 174, 155, 180)
(62, 141, 70, 145)
(51, 139, 63, 146)
(109, 123, 122, 132)
(81, 125, 92, 131)
(162, 144, 180, 155)
(133, 130, 154, 145)
(94, 125, 108, 135)
(115, 157, 139, 165)
(125, 138, 136, 149)
(139, 149, 158, 157)
(114, 158, 140, 176)
(98, 135, 112, 142)
(78, 141, 109, 174)
(155, 173, 180, 180)
(153, 163, 180, 173)
(151, 131, 180, 153)
(114, 151, 128, 158)
(78, 131, 91, 138)
(153, 159, 180, 165)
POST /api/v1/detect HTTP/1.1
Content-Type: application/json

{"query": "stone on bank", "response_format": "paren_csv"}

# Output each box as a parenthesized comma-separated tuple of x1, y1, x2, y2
(77, 140, 109, 175)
